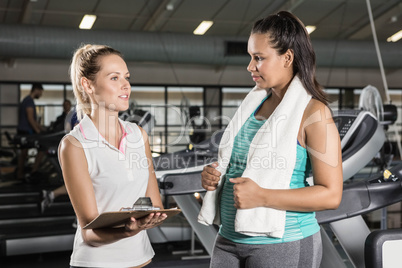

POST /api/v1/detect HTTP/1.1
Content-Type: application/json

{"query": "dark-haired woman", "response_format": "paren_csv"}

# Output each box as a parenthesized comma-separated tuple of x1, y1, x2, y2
(199, 11, 342, 268)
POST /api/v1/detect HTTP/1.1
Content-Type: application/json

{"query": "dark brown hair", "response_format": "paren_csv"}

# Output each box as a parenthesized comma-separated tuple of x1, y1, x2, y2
(251, 11, 328, 105)
(31, 83, 43, 92)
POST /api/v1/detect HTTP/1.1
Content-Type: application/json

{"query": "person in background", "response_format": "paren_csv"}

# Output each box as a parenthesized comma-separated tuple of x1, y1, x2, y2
(41, 185, 67, 213)
(58, 44, 167, 268)
(16, 83, 46, 181)
(41, 101, 78, 213)
(198, 11, 343, 268)
(64, 105, 79, 132)
(49, 99, 72, 133)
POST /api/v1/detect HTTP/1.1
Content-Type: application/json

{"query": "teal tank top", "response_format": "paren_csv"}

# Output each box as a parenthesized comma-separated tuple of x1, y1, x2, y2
(219, 95, 320, 244)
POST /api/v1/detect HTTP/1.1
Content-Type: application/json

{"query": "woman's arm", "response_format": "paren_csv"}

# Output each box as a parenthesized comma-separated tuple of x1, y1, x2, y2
(59, 135, 165, 247)
(231, 100, 343, 211)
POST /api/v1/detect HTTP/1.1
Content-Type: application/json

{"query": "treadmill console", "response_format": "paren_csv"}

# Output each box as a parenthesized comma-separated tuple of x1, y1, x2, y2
(333, 110, 380, 151)
(334, 110, 361, 141)
(332, 109, 385, 181)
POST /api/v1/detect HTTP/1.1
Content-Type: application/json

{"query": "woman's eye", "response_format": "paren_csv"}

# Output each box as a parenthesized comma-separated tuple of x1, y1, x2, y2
(255, 56, 263, 61)
(111, 77, 118, 81)
(125, 76, 130, 81)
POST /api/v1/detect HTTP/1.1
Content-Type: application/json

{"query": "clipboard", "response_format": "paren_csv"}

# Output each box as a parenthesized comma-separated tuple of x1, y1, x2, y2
(84, 208, 181, 229)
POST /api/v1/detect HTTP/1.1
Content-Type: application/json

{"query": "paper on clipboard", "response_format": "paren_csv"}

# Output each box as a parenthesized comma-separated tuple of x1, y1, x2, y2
(83, 208, 181, 229)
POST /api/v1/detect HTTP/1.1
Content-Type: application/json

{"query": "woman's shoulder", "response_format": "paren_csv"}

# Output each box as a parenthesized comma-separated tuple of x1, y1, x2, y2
(301, 99, 335, 140)
(59, 134, 84, 153)
(304, 98, 332, 120)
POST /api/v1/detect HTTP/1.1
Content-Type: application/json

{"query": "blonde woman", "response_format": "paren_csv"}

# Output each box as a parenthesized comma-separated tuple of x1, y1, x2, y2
(59, 44, 166, 268)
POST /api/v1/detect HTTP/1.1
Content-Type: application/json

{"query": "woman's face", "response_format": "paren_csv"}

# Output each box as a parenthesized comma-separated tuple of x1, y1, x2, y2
(247, 33, 293, 91)
(90, 54, 131, 112)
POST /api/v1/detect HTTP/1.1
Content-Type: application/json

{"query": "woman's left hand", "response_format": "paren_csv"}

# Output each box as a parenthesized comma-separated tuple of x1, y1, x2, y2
(230, 177, 264, 209)
(125, 213, 167, 235)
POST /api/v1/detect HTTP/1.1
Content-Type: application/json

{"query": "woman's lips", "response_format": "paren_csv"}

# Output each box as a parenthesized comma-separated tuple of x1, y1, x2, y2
(252, 75, 261, 81)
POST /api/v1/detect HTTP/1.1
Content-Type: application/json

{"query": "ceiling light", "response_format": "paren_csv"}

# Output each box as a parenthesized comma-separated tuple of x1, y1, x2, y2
(166, 3, 174, 10)
(193, 21, 213, 35)
(79, 15, 97, 30)
(387, 30, 402, 42)
(306, 25, 316, 35)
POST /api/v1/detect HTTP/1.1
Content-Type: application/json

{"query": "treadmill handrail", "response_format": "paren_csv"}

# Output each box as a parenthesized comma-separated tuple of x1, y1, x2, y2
(159, 171, 206, 196)
(317, 163, 402, 224)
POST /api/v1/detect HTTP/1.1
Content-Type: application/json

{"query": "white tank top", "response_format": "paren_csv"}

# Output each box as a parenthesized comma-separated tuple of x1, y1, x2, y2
(66, 115, 154, 267)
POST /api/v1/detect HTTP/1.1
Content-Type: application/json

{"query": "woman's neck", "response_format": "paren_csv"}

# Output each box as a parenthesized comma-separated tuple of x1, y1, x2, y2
(90, 109, 121, 148)
(270, 76, 294, 102)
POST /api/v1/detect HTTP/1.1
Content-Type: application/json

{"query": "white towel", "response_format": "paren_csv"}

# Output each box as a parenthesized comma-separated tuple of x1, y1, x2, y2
(198, 75, 312, 238)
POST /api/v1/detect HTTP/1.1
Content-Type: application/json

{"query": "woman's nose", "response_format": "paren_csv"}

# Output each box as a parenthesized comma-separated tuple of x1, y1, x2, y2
(247, 60, 255, 72)
(122, 79, 130, 90)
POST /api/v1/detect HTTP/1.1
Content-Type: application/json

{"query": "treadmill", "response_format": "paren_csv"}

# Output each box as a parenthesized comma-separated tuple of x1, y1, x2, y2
(317, 163, 402, 268)
(156, 109, 390, 265)
(152, 132, 222, 251)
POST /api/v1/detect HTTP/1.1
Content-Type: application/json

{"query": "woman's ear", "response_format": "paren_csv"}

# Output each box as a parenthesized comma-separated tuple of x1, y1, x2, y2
(81, 77, 93, 94)
(284, 49, 294, 68)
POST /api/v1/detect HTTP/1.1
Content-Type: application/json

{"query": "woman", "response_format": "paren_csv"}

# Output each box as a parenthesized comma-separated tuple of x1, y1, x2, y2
(59, 44, 167, 268)
(198, 11, 343, 268)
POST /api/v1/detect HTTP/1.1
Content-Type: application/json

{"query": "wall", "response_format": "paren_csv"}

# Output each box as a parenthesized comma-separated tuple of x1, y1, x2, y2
(1, 59, 401, 92)
(1, 58, 401, 154)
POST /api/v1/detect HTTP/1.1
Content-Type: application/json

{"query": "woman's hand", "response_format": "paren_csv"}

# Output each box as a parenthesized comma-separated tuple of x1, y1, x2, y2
(230, 177, 264, 209)
(201, 162, 221, 191)
(125, 213, 167, 235)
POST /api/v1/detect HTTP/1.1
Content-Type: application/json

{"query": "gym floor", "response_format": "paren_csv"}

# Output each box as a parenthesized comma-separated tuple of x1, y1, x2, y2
(0, 170, 210, 268)
(1, 241, 211, 268)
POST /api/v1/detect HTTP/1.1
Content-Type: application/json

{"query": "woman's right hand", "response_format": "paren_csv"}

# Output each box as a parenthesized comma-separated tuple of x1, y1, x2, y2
(201, 162, 221, 191)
